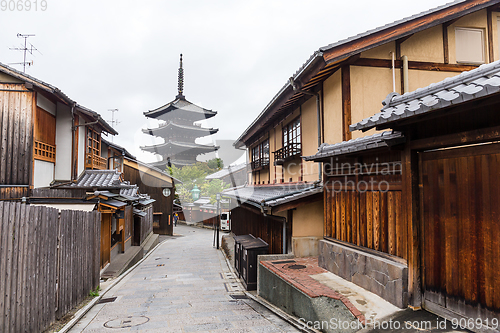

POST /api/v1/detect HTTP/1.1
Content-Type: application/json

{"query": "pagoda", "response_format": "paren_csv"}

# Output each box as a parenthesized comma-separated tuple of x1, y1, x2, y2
(141, 54, 219, 168)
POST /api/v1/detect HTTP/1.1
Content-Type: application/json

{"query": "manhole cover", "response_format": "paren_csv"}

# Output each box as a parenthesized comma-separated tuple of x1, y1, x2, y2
(104, 316, 149, 328)
(288, 264, 307, 270)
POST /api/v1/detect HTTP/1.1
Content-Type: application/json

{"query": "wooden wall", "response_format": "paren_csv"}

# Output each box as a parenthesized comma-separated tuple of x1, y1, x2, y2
(0, 84, 34, 186)
(123, 164, 173, 235)
(325, 188, 406, 259)
(323, 153, 406, 259)
(421, 145, 500, 318)
(0, 202, 100, 333)
(231, 206, 283, 254)
(0, 187, 29, 200)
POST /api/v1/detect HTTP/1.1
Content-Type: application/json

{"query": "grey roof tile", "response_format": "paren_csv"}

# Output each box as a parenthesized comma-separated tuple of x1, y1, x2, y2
(72, 170, 134, 189)
(303, 131, 404, 161)
(223, 183, 322, 208)
(350, 60, 500, 131)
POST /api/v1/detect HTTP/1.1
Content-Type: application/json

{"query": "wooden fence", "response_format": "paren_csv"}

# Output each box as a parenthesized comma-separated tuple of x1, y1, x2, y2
(0, 201, 101, 333)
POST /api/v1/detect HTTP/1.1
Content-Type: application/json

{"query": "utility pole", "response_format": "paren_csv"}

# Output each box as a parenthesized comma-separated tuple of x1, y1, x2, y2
(9, 34, 39, 72)
(107, 109, 120, 142)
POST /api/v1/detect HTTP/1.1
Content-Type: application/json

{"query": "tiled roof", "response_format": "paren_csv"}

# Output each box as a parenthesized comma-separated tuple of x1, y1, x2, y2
(223, 183, 322, 209)
(205, 163, 248, 180)
(72, 170, 134, 189)
(304, 131, 405, 161)
(320, 0, 468, 53)
(234, 0, 495, 148)
(0, 62, 117, 135)
(351, 60, 500, 131)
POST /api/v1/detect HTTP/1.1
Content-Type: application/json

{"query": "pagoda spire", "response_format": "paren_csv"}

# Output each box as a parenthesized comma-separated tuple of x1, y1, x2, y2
(176, 54, 185, 99)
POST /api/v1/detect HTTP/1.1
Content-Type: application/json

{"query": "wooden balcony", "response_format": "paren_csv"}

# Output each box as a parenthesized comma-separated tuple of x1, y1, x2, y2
(85, 153, 107, 170)
(251, 157, 270, 171)
(34, 140, 56, 163)
(273, 143, 301, 165)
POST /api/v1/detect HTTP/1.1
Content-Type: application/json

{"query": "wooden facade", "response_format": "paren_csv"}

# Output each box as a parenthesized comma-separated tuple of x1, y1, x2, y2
(0, 84, 33, 189)
(323, 153, 406, 259)
(123, 158, 174, 236)
(231, 206, 284, 255)
(421, 144, 500, 321)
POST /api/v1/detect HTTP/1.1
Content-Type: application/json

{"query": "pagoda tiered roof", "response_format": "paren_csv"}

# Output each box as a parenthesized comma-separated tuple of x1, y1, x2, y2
(141, 140, 218, 156)
(144, 97, 217, 121)
(142, 121, 218, 138)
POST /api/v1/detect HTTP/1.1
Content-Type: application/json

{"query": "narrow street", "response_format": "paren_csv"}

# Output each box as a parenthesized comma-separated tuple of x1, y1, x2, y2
(70, 225, 301, 333)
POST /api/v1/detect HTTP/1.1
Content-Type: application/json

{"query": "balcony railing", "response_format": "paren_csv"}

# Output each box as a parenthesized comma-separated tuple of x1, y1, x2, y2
(34, 140, 56, 163)
(85, 153, 107, 170)
(273, 143, 301, 165)
(251, 157, 270, 170)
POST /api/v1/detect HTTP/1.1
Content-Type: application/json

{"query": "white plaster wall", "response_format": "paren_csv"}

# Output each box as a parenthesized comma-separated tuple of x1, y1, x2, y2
(36, 94, 56, 116)
(77, 125, 85, 176)
(33, 160, 55, 188)
(55, 102, 73, 180)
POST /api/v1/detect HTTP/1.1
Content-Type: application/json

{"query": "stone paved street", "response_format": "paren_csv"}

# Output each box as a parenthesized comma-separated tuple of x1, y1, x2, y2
(70, 225, 301, 333)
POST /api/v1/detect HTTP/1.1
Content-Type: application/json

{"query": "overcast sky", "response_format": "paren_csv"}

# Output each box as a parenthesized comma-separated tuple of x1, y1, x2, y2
(0, 0, 452, 165)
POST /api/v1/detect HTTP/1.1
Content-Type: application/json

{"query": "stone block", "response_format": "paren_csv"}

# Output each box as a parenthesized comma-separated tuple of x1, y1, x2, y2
(318, 239, 408, 308)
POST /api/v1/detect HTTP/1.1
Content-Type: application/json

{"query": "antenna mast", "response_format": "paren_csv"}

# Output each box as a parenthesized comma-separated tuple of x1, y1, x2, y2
(107, 109, 120, 142)
(9, 34, 39, 72)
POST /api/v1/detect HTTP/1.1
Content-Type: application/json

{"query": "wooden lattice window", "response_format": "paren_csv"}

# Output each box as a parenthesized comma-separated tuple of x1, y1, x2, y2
(85, 128, 106, 169)
(34, 140, 56, 162)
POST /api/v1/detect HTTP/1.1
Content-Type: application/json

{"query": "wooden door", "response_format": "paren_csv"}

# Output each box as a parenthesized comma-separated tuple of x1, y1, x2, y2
(421, 143, 500, 324)
(100, 213, 111, 269)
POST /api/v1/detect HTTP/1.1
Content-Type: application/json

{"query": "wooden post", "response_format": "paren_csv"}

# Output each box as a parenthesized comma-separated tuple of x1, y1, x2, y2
(341, 66, 352, 142)
(402, 140, 422, 308)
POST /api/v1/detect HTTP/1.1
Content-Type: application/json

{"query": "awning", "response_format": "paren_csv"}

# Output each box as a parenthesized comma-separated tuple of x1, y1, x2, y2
(30, 203, 97, 212)
(223, 183, 323, 214)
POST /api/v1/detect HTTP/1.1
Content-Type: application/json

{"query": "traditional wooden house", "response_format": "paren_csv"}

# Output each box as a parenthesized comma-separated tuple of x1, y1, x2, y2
(229, 0, 500, 259)
(122, 157, 177, 235)
(55, 169, 155, 269)
(306, 59, 500, 329)
(0, 62, 117, 199)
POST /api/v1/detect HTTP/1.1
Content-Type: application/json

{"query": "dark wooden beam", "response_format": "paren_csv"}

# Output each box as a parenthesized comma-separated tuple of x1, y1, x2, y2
(402, 140, 422, 308)
(410, 125, 500, 150)
(487, 7, 494, 63)
(442, 23, 450, 64)
(342, 66, 352, 142)
(272, 192, 323, 214)
(353, 57, 478, 72)
(323, 0, 500, 64)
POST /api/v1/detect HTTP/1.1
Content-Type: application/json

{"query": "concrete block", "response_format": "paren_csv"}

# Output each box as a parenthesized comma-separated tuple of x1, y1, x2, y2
(318, 239, 408, 308)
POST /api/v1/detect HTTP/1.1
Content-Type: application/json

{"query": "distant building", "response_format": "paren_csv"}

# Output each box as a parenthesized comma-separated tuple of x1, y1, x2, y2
(205, 163, 248, 187)
(141, 54, 219, 169)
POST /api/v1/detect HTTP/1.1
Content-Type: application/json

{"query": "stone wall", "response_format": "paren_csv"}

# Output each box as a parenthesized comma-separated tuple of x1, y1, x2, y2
(318, 239, 408, 308)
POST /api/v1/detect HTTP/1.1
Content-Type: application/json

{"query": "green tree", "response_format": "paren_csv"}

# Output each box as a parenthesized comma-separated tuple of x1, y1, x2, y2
(168, 158, 226, 204)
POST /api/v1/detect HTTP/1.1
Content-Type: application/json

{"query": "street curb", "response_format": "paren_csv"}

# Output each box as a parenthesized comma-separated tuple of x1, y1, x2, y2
(57, 239, 167, 333)
(219, 247, 319, 333)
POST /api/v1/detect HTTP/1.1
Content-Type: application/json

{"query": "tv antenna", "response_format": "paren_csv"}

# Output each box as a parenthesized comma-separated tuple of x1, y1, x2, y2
(9, 34, 41, 72)
(107, 109, 120, 142)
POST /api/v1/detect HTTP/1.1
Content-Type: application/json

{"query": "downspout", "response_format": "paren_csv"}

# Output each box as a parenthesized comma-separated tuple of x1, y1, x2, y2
(288, 77, 322, 183)
(70, 103, 76, 181)
(391, 51, 396, 92)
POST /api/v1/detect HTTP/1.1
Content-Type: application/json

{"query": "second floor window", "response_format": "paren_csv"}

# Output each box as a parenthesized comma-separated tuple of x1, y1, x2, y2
(251, 139, 269, 169)
(85, 128, 106, 169)
(283, 117, 300, 148)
